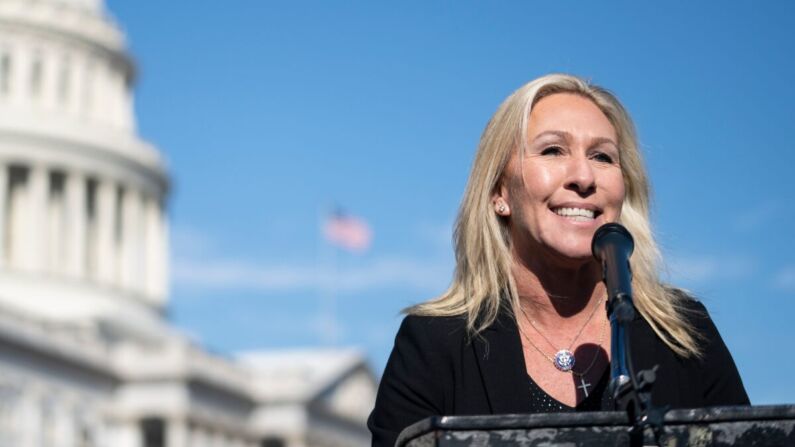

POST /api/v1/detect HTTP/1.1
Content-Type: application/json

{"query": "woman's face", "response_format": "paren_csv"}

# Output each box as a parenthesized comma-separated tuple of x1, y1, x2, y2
(496, 93, 626, 265)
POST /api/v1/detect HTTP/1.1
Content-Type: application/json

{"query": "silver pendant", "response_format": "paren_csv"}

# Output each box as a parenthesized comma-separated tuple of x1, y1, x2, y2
(577, 376, 591, 397)
(554, 349, 575, 372)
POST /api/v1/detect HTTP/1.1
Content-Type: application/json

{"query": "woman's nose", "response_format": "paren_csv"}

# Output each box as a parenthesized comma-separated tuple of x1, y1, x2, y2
(565, 154, 596, 196)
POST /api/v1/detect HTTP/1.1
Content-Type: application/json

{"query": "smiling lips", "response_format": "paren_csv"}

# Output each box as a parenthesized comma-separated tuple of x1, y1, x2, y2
(552, 207, 599, 222)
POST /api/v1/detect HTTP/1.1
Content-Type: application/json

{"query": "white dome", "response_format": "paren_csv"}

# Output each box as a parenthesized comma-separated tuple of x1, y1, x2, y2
(0, 0, 170, 327)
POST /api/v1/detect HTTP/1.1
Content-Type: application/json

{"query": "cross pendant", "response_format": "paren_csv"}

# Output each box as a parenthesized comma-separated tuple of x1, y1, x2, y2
(577, 376, 591, 398)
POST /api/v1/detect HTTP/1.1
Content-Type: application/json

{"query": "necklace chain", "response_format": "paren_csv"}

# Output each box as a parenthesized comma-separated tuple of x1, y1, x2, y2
(523, 296, 603, 352)
(572, 314, 607, 378)
(518, 298, 607, 377)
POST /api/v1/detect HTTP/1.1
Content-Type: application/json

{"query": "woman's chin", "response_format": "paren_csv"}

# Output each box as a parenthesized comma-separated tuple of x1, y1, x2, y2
(512, 234, 597, 268)
(544, 244, 596, 266)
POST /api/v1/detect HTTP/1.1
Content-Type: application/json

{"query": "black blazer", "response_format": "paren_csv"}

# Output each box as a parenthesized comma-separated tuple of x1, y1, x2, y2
(368, 299, 749, 447)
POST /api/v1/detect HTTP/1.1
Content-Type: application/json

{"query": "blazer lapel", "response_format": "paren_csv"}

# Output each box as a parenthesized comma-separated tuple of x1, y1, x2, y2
(472, 306, 532, 414)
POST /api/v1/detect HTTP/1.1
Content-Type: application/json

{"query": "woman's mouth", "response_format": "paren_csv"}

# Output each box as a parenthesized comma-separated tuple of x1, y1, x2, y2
(551, 207, 599, 222)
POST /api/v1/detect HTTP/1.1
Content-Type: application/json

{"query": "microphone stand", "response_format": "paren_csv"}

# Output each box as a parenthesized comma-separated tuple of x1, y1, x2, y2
(594, 224, 668, 446)
(607, 291, 666, 446)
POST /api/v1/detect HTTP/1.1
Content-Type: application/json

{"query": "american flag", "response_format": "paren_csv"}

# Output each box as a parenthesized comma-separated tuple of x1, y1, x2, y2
(323, 210, 372, 252)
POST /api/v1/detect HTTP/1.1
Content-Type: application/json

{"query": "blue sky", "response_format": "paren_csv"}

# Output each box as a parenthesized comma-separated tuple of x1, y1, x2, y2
(106, 1, 795, 404)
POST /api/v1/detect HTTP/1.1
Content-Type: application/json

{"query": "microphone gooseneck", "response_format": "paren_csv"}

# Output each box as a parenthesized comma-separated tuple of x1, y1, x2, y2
(592, 223, 666, 445)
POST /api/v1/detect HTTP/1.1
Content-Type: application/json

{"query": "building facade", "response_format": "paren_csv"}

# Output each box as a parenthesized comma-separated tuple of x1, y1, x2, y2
(0, 1, 375, 445)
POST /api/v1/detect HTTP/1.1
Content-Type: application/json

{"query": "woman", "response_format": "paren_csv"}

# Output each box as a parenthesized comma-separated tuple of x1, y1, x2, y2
(368, 74, 749, 447)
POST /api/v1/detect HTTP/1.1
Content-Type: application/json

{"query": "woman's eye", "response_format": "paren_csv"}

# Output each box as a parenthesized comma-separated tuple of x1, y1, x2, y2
(540, 146, 563, 156)
(593, 152, 615, 164)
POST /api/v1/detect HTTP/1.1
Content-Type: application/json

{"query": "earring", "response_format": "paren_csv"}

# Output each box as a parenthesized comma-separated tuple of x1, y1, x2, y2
(497, 202, 507, 214)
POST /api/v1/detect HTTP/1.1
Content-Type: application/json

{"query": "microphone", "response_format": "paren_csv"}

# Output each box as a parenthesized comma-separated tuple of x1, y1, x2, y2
(592, 222, 636, 398)
(591, 222, 634, 306)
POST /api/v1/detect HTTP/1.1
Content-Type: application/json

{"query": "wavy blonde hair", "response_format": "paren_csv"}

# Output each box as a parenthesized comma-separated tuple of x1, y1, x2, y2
(409, 74, 700, 358)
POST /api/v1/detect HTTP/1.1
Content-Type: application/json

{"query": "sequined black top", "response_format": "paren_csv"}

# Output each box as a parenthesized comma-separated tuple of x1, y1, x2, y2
(527, 369, 612, 412)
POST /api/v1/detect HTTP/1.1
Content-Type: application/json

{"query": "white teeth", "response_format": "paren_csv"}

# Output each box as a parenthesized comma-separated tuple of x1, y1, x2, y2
(553, 207, 595, 220)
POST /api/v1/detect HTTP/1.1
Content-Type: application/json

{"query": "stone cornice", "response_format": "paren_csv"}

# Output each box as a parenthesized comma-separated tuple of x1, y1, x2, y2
(0, 301, 118, 378)
(0, 109, 168, 192)
(114, 341, 256, 404)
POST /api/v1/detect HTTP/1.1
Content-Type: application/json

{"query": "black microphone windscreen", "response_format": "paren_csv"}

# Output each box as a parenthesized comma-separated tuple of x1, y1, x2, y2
(591, 223, 634, 261)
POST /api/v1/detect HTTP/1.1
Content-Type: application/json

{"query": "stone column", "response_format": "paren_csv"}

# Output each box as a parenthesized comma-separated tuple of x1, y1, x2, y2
(212, 431, 224, 447)
(8, 168, 23, 269)
(0, 163, 8, 268)
(45, 173, 65, 274)
(117, 187, 129, 287)
(0, 49, 10, 99)
(66, 55, 82, 118)
(143, 195, 155, 299)
(95, 179, 117, 284)
(120, 75, 134, 132)
(112, 419, 142, 447)
(50, 402, 74, 447)
(157, 202, 170, 301)
(95, 62, 110, 126)
(43, 49, 58, 110)
(144, 195, 167, 302)
(62, 56, 75, 110)
(81, 59, 95, 118)
(9, 44, 25, 107)
(108, 67, 123, 130)
(19, 391, 40, 447)
(119, 187, 142, 290)
(23, 164, 47, 273)
(188, 426, 203, 447)
(65, 171, 86, 278)
(167, 418, 188, 447)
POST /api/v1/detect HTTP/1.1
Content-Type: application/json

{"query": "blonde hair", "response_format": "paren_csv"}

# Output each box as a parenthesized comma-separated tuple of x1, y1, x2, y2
(409, 74, 700, 358)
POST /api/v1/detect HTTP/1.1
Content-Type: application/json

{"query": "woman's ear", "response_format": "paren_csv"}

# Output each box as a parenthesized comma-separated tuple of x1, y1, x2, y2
(492, 184, 510, 217)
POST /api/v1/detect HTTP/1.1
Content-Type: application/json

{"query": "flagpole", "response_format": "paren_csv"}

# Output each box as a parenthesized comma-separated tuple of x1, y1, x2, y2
(319, 206, 371, 346)
(328, 221, 339, 346)
(317, 202, 339, 346)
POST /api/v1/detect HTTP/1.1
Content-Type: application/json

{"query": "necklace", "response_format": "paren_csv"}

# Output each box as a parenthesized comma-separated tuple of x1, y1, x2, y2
(570, 317, 607, 397)
(519, 307, 607, 397)
(519, 297, 604, 372)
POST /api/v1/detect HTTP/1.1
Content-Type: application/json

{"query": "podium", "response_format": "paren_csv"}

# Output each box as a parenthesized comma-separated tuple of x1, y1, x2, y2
(396, 405, 795, 446)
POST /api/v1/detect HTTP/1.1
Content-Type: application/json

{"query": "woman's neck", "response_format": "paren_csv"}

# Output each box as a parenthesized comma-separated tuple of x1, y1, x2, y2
(512, 254, 605, 325)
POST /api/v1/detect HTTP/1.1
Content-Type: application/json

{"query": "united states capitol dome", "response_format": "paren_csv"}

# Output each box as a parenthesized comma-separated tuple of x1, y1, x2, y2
(0, 0, 169, 335)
